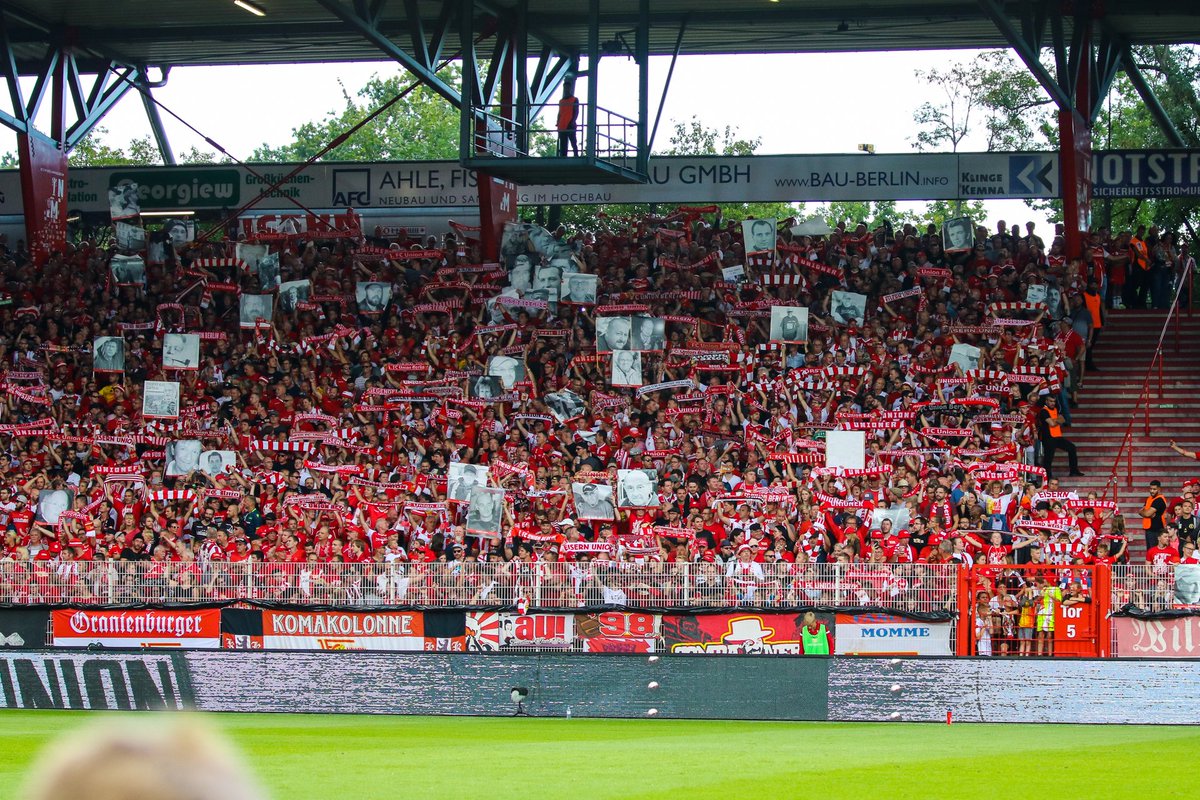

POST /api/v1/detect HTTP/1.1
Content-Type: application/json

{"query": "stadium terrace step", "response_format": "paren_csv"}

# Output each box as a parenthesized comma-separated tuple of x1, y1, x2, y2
(1058, 307, 1200, 561)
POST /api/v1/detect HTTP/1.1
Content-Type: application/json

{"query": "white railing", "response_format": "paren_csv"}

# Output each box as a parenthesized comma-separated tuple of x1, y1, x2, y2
(0, 559, 960, 614)
(1111, 564, 1197, 615)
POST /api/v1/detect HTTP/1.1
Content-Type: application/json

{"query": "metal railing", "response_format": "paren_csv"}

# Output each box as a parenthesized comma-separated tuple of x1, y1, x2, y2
(471, 102, 639, 164)
(1110, 563, 1194, 615)
(1102, 256, 1194, 503)
(0, 559, 959, 614)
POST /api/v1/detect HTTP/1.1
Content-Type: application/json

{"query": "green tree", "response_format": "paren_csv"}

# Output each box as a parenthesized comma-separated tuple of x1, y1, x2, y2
(658, 116, 761, 156)
(924, 45, 1200, 234)
(249, 70, 460, 162)
(811, 200, 919, 231)
(921, 199, 988, 229)
(910, 64, 981, 153)
(66, 127, 160, 167)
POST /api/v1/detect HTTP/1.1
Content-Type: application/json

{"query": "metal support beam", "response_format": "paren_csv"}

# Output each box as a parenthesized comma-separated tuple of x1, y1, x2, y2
(979, 0, 1073, 111)
(1122, 45, 1189, 147)
(141, 82, 175, 164)
(649, 15, 687, 153)
(1090, 31, 1123, 123)
(636, 0, 649, 173)
(65, 64, 140, 148)
(459, 0, 476, 154)
(514, 0, 529, 153)
(316, 0, 460, 107)
(585, 0, 599, 158)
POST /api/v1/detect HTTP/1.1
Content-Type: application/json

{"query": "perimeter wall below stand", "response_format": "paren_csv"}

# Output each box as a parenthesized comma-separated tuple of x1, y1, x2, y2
(1, 650, 1193, 724)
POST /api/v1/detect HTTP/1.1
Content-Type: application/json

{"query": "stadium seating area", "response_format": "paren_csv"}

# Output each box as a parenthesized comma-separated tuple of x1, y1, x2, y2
(0, 210, 1192, 611)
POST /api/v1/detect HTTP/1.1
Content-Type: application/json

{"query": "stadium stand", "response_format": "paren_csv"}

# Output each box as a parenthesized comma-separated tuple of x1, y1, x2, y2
(0, 210, 1191, 623)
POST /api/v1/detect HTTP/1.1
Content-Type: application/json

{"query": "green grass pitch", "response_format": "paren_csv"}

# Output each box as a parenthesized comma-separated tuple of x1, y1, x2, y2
(0, 710, 1195, 799)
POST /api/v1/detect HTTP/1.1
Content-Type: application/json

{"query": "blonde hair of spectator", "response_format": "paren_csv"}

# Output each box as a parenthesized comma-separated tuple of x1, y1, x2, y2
(22, 716, 266, 800)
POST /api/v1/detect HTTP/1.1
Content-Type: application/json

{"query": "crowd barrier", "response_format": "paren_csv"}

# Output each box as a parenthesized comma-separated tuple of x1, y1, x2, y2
(1, 649, 1195, 723)
(3, 562, 1198, 658)
(0, 560, 958, 616)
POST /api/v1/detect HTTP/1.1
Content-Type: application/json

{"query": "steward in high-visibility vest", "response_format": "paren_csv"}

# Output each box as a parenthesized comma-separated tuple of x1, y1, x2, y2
(800, 611, 832, 655)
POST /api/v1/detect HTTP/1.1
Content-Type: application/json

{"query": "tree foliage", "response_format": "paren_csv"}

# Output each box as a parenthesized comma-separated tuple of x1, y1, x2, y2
(248, 69, 461, 163)
(66, 127, 160, 167)
(910, 64, 981, 153)
(658, 117, 761, 157)
(909, 45, 1200, 235)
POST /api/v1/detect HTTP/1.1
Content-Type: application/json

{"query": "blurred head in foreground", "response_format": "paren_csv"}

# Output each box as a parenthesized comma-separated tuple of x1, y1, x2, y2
(23, 717, 266, 800)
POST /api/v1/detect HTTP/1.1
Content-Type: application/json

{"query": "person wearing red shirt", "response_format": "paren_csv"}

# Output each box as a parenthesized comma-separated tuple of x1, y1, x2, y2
(1146, 531, 1179, 571)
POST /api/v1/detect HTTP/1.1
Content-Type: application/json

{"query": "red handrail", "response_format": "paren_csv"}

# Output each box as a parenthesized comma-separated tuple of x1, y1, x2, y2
(1101, 256, 1195, 502)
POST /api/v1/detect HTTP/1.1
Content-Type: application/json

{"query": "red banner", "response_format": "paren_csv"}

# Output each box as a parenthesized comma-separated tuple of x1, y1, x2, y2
(662, 613, 815, 655)
(18, 134, 68, 266)
(1113, 616, 1200, 658)
(51, 608, 221, 648)
(478, 174, 518, 261)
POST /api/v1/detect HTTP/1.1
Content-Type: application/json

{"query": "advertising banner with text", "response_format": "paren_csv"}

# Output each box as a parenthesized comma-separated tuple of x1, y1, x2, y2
(834, 613, 953, 655)
(1113, 616, 1200, 658)
(50, 608, 221, 649)
(10, 150, 1196, 217)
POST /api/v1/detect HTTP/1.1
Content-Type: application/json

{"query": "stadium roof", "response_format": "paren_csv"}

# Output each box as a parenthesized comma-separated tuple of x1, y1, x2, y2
(3, 0, 1200, 71)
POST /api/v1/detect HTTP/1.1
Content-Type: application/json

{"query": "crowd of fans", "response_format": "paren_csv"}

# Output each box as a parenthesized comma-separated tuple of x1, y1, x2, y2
(0, 206, 1190, 616)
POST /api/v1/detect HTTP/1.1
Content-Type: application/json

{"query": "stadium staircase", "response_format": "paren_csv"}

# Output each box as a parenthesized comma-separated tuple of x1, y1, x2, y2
(1064, 309, 1200, 558)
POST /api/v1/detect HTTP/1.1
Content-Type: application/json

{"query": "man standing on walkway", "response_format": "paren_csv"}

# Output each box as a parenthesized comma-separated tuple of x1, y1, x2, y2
(1037, 395, 1082, 479)
(557, 80, 579, 156)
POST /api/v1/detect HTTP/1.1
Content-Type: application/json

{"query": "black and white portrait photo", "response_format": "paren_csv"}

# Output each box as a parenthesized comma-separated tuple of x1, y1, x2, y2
(507, 253, 536, 293)
(500, 222, 534, 268)
(631, 315, 665, 352)
(533, 265, 562, 297)
(1045, 285, 1062, 317)
(544, 389, 586, 423)
(572, 482, 615, 520)
(162, 333, 201, 370)
(278, 280, 311, 313)
(146, 239, 167, 265)
(200, 449, 236, 478)
(942, 216, 975, 252)
(595, 315, 633, 352)
(239, 294, 274, 329)
(115, 221, 146, 252)
(469, 375, 503, 400)
(560, 272, 597, 305)
(948, 343, 981, 373)
(92, 337, 125, 373)
(356, 281, 392, 314)
(108, 180, 140, 221)
(161, 218, 195, 248)
(110, 254, 146, 287)
(165, 439, 203, 476)
(769, 306, 809, 344)
(466, 486, 504, 534)
(142, 381, 181, 419)
(1175, 565, 1200, 605)
(1026, 284, 1048, 305)
(487, 355, 525, 390)
(830, 291, 868, 326)
(448, 462, 490, 504)
(35, 488, 74, 525)
(236, 243, 270, 279)
(742, 218, 777, 256)
(256, 251, 281, 291)
(617, 469, 659, 508)
(610, 350, 643, 387)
